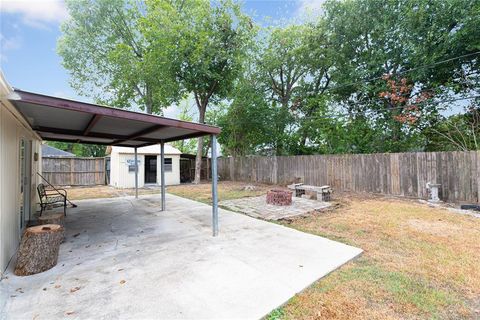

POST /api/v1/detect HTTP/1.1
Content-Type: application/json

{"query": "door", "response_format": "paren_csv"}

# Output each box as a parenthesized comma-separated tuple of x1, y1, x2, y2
(144, 155, 157, 184)
(18, 139, 31, 230)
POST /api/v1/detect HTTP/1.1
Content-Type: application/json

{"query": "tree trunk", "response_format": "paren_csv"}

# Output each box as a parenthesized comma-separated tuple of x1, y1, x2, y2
(194, 137, 203, 184)
(15, 224, 64, 276)
(275, 101, 290, 155)
(194, 100, 207, 184)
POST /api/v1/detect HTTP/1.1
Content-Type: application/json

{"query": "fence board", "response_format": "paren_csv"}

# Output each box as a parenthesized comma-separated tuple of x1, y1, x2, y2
(42, 157, 105, 186)
(217, 151, 480, 203)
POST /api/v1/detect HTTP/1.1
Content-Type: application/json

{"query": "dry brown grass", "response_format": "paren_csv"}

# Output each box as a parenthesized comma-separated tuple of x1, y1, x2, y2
(66, 185, 159, 200)
(275, 196, 480, 320)
(167, 181, 272, 203)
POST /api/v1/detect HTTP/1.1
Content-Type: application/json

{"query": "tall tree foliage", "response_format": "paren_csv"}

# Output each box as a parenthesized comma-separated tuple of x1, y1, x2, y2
(319, 0, 480, 152)
(143, 0, 256, 183)
(60, 0, 255, 183)
(219, 0, 479, 155)
(256, 24, 331, 155)
(58, 0, 180, 114)
(216, 75, 275, 156)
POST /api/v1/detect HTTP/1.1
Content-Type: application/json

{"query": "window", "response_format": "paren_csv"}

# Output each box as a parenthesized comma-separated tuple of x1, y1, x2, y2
(164, 158, 172, 172)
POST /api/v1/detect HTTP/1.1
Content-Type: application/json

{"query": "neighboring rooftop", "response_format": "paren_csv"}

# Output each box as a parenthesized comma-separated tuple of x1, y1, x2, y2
(41, 144, 75, 157)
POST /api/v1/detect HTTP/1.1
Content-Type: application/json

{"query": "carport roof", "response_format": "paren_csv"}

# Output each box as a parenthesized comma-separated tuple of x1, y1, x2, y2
(8, 89, 220, 148)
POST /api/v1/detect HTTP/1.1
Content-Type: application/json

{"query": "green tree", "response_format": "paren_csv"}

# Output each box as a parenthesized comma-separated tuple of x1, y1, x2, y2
(217, 76, 275, 156)
(253, 23, 333, 155)
(257, 25, 310, 155)
(58, 0, 181, 114)
(320, 0, 480, 152)
(143, 0, 256, 183)
(426, 106, 480, 151)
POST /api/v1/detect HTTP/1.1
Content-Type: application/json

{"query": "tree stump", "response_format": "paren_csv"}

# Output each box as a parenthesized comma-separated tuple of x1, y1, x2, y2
(14, 224, 64, 276)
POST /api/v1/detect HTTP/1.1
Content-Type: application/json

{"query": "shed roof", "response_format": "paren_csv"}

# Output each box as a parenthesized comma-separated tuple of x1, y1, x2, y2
(8, 89, 220, 148)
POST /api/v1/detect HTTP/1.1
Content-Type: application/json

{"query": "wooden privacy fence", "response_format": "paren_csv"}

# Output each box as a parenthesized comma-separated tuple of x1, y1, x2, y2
(42, 157, 106, 186)
(217, 151, 480, 203)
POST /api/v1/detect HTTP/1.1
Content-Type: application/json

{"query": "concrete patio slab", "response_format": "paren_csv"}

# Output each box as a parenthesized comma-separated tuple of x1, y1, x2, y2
(1, 194, 362, 320)
(220, 195, 331, 220)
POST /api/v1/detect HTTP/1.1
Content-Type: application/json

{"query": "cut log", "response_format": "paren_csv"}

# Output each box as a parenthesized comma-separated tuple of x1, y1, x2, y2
(14, 224, 64, 276)
(38, 213, 65, 241)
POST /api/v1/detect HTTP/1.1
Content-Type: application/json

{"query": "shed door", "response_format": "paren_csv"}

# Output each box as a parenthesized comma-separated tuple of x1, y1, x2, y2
(144, 155, 157, 184)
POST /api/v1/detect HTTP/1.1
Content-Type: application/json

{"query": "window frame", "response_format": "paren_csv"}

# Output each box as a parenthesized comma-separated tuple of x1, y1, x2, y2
(163, 157, 173, 172)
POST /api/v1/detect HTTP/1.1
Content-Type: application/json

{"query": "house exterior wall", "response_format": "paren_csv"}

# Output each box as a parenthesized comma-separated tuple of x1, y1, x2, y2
(1, 78, 42, 275)
(109, 145, 181, 188)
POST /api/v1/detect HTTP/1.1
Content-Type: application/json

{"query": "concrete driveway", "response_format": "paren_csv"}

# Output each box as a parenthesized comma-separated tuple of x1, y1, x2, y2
(1, 194, 361, 319)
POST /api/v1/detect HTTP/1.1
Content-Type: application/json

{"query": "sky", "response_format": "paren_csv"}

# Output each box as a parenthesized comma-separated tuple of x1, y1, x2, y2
(0, 0, 323, 118)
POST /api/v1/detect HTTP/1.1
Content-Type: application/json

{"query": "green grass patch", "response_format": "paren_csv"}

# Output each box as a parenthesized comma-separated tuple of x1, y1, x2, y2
(332, 260, 455, 317)
(265, 307, 285, 320)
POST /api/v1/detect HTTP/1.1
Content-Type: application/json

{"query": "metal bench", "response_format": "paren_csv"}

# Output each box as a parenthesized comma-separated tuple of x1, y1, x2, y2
(287, 183, 332, 201)
(37, 183, 67, 216)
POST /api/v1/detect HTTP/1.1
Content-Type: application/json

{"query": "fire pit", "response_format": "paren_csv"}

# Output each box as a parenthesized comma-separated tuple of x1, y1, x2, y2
(266, 189, 293, 206)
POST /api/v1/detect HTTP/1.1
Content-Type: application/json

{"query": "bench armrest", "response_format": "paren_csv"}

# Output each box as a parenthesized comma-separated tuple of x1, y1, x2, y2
(45, 190, 67, 197)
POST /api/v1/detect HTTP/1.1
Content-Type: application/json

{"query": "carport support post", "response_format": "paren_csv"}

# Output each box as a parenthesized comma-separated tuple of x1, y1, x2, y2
(211, 134, 218, 236)
(160, 142, 166, 211)
(134, 147, 138, 199)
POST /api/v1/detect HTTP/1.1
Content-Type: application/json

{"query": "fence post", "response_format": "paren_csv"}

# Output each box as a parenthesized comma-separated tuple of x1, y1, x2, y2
(70, 158, 74, 185)
(273, 156, 278, 185)
(230, 156, 235, 181)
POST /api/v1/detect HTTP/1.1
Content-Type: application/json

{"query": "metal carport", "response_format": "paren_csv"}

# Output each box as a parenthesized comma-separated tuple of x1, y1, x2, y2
(8, 89, 221, 236)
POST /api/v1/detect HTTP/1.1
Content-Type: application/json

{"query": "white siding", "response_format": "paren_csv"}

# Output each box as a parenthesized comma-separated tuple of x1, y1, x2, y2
(109, 145, 181, 188)
(112, 153, 180, 188)
(0, 93, 42, 274)
(109, 149, 120, 187)
(156, 154, 180, 186)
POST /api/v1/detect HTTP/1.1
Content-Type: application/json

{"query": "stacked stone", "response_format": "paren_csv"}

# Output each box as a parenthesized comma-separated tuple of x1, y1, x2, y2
(266, 189, 293, 206)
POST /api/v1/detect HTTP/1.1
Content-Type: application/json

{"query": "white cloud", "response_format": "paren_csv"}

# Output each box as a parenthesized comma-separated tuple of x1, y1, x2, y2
(295, 0, 326, 20)
(0, 33, 20, 50)
(0, 33, 22, 61)
(0, 0, 68, 28)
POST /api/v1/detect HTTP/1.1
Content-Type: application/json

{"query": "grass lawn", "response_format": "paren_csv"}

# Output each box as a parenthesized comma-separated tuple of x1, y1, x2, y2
(167, 182, 480, 320)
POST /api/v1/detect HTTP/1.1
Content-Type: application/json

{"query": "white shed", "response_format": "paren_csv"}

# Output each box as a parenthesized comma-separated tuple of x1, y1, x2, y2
(109, 144, 181, 188)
